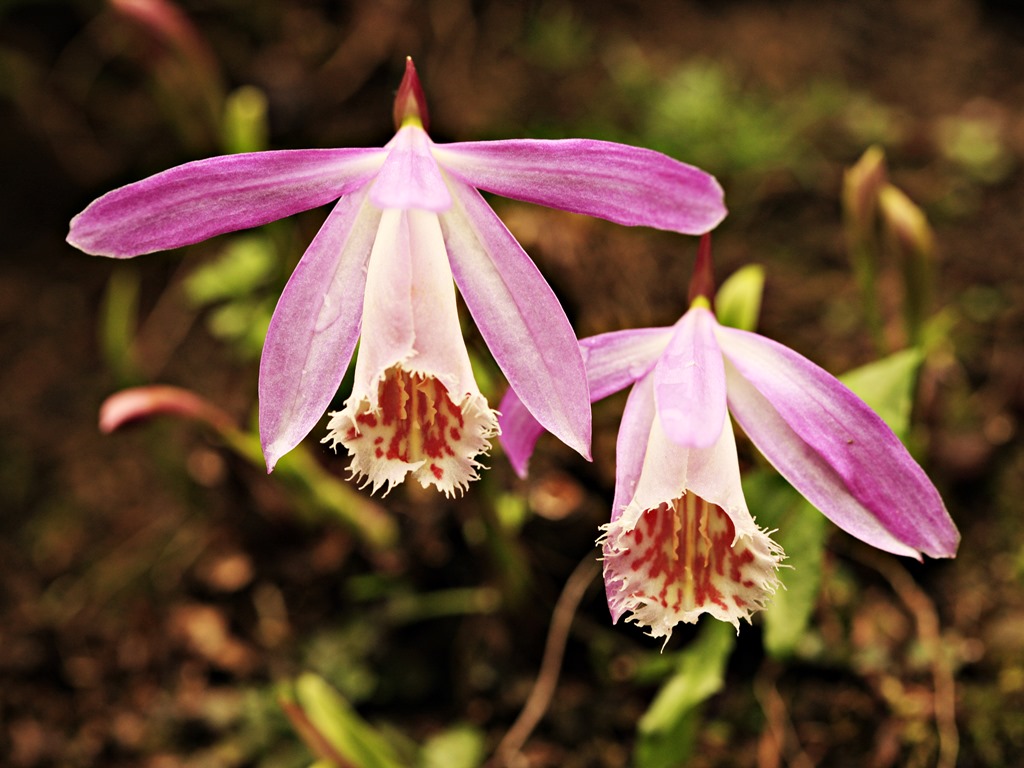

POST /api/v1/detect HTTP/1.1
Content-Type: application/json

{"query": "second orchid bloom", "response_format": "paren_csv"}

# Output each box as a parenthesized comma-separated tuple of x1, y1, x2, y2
(500, 236, 959, 640)
(68, 58, 726, 495)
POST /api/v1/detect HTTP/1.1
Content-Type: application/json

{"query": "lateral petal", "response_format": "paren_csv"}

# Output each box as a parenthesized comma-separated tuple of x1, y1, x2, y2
(715, 326, 960, 559)
(69, 148, 385, 258)
(259, 190, 381, 471)
(441, 178, 591, 461)
(432, 139, 726, 234)
(653, 307, 728, 448)
(609, 372, 659, 524)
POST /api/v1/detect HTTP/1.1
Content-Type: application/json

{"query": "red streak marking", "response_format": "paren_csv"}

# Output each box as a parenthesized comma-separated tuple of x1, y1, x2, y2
(430, 464, 443, 479)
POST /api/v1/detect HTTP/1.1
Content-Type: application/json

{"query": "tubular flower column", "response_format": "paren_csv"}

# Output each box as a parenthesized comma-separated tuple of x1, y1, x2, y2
(500, 236, 959, 639)
(68, 58, 726, 494)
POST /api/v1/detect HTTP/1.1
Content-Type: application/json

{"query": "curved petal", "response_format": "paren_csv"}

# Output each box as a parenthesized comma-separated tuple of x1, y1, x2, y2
(370, 127, 451, 212)
(715, 326, 959, 559)
(609, 372, 658, 523)
(68, 148, 385, 257)
(653, 307, 727, 448)
(259, 190, 381, 471)
(432, 139, 726, 234)
(581, 327, 672, 402)
(441, 178, 591, 461)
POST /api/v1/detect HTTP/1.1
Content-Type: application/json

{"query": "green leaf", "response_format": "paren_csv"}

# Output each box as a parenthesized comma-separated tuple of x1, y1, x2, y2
(714, 264, 765, 332)
(634, 620, 736, 768)
(223, 85, 270, 154)
(99, 265, 141, 382)
(839, 347, 924, 441)
(184, 234, 277, 306)
(745, 471, 828, 658)
(418, 726, 485, 768)
(292, 673, 407, 768)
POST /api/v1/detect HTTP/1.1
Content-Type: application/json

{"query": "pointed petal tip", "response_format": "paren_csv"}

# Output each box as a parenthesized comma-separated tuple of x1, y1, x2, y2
(927, 527, 961, 560)
(261, 434, 290, 475)
(393, 56, 430, 131)
(562, 421, 593, 464)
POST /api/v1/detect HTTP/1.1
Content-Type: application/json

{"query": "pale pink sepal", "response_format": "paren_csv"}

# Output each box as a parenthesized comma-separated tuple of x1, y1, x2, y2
(432, 139, 726, 235)
(68, 148, 385, 258)
(715, 325, 960, 559)
(442, 178, 591, 462)
(259, 190, 380, 471)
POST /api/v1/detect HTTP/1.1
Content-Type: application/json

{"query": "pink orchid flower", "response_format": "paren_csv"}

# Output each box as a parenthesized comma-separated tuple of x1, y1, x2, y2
(500, 236, 959, 638)
(68, 58, 725, 495)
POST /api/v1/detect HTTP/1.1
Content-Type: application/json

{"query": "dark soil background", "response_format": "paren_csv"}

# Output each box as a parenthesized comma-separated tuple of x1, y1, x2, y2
(2, 1, 1023, 766)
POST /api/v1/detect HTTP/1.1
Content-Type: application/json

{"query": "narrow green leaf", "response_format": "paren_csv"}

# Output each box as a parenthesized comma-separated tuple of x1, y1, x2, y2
(184, 234, 277, 306)
(293, 673, 407, 768)
(634, 620, 736, 768)
(223, 85, 270, 154)
(100, 266, 141, 382)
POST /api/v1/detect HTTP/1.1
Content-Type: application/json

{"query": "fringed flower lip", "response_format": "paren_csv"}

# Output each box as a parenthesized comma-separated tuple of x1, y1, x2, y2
(68, 57, 727, 488)
(500, 235, 959, 638)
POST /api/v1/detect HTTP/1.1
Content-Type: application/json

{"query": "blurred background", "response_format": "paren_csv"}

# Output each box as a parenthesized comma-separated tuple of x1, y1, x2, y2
(1, 0, 1023, 766)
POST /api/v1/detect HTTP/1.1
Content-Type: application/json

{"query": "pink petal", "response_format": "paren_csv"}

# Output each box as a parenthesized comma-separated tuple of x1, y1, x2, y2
(68, 148, 384, 258)
(715, 326, 960, 559)
(370, 126, 452, 212)
(608, 372, 658, 523)
(432, 139, 726, 234)
(441, 179, 591, 461)
(259, 190, 381, 471)
(652, 307, 727, 448)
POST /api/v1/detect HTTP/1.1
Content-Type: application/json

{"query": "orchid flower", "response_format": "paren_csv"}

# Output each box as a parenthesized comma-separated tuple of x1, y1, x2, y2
(68, 58, 726, 495)
(500, 236, 959, 638)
